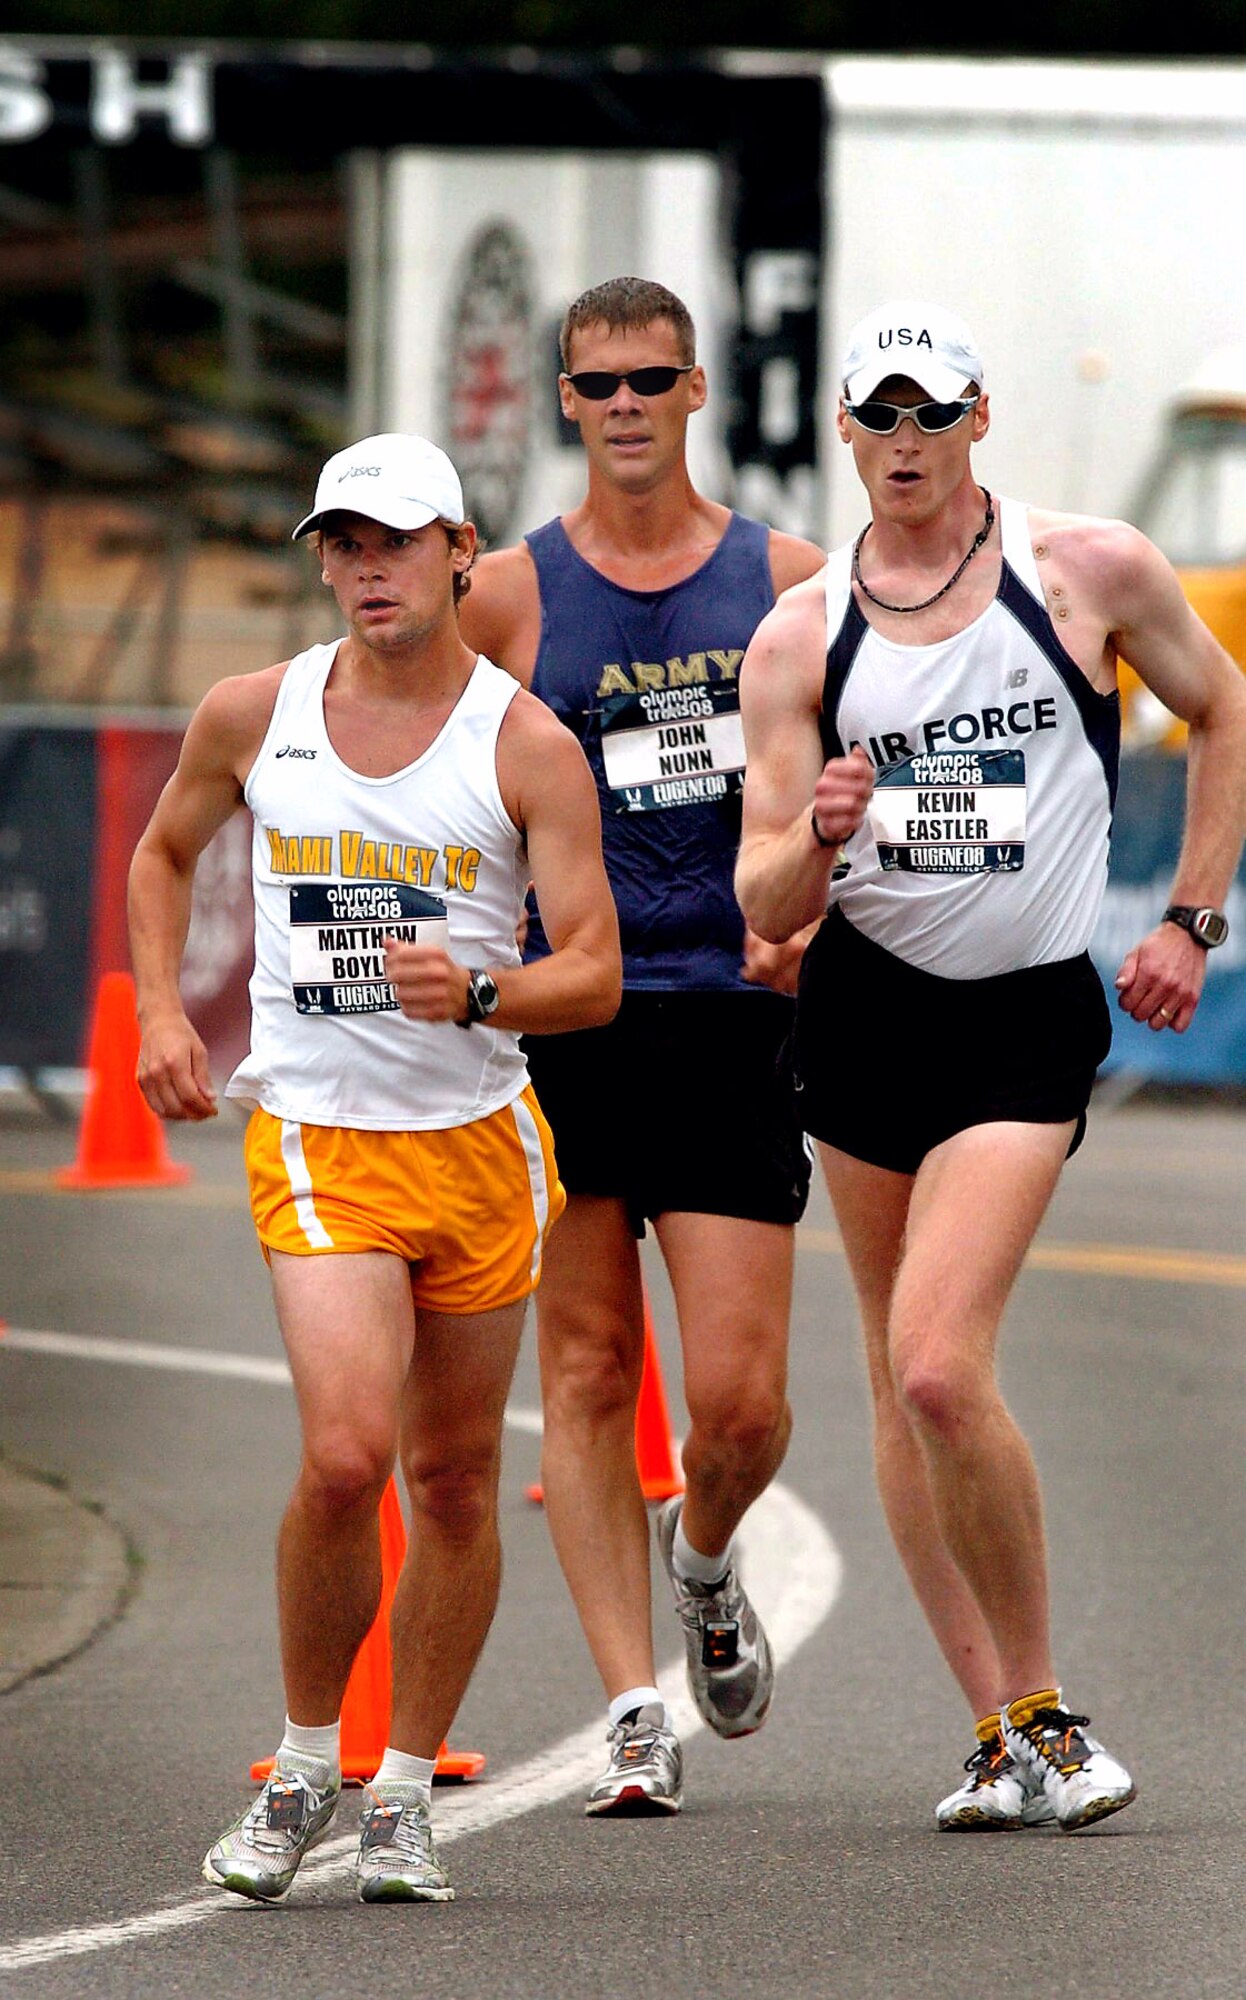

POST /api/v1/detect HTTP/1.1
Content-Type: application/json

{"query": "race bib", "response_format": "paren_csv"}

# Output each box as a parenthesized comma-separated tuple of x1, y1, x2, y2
(599, 682, 744, 813)
(288, 881, 448, 1015)
(868, 748, 1026, 874)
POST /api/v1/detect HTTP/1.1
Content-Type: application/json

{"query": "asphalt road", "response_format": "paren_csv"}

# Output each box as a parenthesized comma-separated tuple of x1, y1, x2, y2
(0, 1089, 1243, 1999)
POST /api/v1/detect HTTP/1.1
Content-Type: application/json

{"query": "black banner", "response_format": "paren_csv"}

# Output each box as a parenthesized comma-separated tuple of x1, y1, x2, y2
(0, 722, 96, 1069)
(724, 76, 826, 536)
(0, 41, 826, 533)
(2, 44, 764, 157)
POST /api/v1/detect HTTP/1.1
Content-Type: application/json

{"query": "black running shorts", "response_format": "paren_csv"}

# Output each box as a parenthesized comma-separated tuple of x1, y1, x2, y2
(793, 908, 1112, 1176)
(522, 988, 811, 1235)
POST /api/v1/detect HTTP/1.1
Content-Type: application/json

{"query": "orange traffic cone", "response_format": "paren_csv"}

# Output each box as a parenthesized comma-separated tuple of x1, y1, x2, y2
(526, 1291, 684, 1504)
(250, 1477, 485, 1786)
(632, 1304, 684, 1501)
(56, 971, 191, 1190)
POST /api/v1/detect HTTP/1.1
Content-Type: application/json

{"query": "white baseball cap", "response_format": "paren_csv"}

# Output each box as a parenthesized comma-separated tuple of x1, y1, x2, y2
(841, 301, 984, 405)
(292, 433, 465, 540)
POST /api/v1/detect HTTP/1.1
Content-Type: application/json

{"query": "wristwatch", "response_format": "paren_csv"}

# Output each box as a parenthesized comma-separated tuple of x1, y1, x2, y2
(457, 968, 501, 1028)
(1162, 905, 1229, 950)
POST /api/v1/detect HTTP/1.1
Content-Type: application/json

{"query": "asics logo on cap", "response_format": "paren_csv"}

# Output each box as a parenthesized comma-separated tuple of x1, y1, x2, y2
(339, 465, 381, 480)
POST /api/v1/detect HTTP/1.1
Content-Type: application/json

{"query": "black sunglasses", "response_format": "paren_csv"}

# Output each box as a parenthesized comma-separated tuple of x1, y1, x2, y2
(844, 395, 979, 436)
(565, 365, 694, 400)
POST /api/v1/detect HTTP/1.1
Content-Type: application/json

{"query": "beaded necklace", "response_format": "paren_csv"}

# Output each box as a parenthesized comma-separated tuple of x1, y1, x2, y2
(852, 488, 995, 614)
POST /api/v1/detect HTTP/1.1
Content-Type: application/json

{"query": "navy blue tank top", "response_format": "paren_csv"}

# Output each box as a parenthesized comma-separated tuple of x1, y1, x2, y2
(524, 513, 775, 991)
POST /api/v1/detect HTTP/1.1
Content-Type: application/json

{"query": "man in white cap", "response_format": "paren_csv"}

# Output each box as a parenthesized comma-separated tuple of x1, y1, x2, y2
(129, 433, 621, 1903)
(735, 302, 1246, 1831)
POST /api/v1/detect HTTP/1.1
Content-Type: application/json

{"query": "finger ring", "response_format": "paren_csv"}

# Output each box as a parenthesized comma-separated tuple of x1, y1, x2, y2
(1156, 1007, 1171, 1021)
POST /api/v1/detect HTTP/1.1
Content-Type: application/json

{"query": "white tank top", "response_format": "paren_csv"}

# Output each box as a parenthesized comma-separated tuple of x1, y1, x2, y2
(820, 498, 1120, 978)
(226, 642, 530, 1128)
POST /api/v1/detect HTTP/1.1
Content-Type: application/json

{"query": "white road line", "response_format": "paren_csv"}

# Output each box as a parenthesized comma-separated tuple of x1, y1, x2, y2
(2, 1325, 294, 1385)
(0, 1322, 547, 1436)
(0, 1331, 842, 1973)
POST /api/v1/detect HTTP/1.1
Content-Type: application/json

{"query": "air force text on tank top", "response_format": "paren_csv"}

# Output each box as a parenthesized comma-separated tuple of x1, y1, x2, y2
(820, 499, 1120, 979)
(226, 643, 530, 1129)
(524, 513, 775, 991)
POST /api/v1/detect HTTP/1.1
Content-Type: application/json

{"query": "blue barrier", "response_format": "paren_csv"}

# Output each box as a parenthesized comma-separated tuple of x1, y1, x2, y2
(1092, 752, 1246, 1084)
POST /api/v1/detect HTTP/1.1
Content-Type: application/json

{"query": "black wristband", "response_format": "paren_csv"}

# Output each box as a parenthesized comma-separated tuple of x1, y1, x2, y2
(810, 806, 838, 850)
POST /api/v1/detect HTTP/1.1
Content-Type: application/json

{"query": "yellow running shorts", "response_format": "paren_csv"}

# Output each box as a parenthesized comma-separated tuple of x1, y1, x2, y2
(243, 1085, 565, 1314)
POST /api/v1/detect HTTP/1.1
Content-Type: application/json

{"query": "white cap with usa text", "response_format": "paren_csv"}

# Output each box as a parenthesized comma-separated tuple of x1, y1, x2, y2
(841, 302, 984, 406)
(292, 433, 465, 540)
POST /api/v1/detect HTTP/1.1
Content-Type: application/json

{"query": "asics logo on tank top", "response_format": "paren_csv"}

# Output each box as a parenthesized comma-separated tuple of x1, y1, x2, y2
(276, 746, 317, 760)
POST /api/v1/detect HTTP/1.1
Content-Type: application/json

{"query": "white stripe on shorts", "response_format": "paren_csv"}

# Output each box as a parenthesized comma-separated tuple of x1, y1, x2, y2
(279, 1121, 334, 1249)
(509, 1094, 550, 1285)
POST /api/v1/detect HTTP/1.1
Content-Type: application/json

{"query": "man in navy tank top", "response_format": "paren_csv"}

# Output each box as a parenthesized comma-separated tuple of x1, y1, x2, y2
(461, 277, 826, 1812)
(736, 300, 1246, 1832)
(129, 434, 621, 1901)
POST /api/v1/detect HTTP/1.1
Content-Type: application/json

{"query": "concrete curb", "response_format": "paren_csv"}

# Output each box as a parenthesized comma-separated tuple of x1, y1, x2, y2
(0, 1459, 133, 1696)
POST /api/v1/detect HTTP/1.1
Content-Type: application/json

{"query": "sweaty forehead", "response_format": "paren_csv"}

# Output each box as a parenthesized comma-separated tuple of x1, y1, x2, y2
(565, 317, 685, 370)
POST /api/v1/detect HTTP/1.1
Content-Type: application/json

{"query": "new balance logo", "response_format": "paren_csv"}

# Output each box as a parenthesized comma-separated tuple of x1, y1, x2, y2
(1004, 668, 1028, 689)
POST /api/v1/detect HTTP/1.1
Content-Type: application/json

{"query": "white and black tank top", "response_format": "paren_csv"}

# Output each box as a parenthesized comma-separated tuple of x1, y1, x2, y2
(819, 498, 1120, 978)
(226, 642, 530, 1129)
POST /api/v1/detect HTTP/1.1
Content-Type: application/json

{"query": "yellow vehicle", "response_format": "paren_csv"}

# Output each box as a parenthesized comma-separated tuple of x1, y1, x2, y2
(1122, 346, 1246, 747)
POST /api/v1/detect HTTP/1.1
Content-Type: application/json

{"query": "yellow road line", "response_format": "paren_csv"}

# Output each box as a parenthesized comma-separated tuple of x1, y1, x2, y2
(796, 1226, 1246, 1289)
(1025, 1242, 1246, 1288)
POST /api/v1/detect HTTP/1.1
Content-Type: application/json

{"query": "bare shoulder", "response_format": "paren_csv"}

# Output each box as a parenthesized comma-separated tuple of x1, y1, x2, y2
(752, 566, 827, 655)
(767, 528, 828, 595)
(185, 660, 287, 774)
(460, 542, 541, 681)
(469, 540, 538, 600)
(497, 683, 578, 753)
(740, 570, 826, 710)
(1025, 506, 1167, 599)
(496, 684, 595, 829)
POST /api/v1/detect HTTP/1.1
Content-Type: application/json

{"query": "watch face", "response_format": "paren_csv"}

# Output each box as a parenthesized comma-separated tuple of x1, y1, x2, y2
(473, 971, 500, 1015)
(1193, 908, 1229, 947)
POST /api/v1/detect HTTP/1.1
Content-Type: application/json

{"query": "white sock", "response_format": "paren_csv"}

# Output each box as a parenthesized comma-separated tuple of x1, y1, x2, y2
(673, 1514, 732, 1586)
(372, 1747, 436, 1800)
(279, 1717, 341, 1770)
(609, 1685, 665, 1729)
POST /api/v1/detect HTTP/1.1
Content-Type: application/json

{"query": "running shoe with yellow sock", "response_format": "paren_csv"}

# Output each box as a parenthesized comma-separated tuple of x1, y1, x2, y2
(936, 1711, 1055, 1830)
(202, 1752, 340, 1901)
(1001, 1687, 1136, 1831)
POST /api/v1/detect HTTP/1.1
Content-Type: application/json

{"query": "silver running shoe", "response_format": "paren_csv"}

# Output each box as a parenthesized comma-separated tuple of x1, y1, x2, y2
(585, 1702, 683, 1817)
(655, 1497, 774, 1739)
(1002, 1688, 1137, 1832)
(356, 1783, 455, 1902)
(936, 1713, 1056, 1830)
(202, 1752, 340, 1902)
